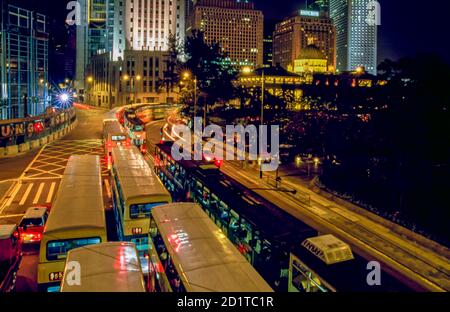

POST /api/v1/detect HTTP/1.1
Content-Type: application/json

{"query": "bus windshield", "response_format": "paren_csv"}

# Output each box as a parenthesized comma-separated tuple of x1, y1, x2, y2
(130, 202, 167, 219)
(46, 237, 101, 261)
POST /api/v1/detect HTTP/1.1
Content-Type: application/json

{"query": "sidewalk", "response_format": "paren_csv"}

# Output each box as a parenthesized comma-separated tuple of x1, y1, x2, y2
(224, 160, 450, 260)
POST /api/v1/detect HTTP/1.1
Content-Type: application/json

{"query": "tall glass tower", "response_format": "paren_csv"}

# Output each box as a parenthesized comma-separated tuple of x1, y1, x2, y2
(0, 2, 49, 119)
(330, 0, 377, 75)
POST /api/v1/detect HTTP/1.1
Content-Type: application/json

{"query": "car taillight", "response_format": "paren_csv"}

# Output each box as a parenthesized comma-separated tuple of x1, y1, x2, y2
(49, 272, 63, 281)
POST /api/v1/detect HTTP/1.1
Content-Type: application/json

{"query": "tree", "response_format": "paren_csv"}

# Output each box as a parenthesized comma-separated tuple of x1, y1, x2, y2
(162, 33, 182, 94)
(182, 30, 237, 106)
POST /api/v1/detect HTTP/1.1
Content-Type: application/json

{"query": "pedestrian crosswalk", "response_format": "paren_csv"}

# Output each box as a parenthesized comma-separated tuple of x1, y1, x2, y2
(0, 180, 60, 215)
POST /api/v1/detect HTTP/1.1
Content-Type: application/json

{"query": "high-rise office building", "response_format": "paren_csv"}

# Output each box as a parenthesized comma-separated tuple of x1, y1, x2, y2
(273, 9, 336, 72)
(263, 19, 276, 68)
(330, 0, 377, 75)
(0, 1, 49, 119)
(75, 0, 111, 90)
(190, 0, 264, 68)
(123, 0, 185, 52)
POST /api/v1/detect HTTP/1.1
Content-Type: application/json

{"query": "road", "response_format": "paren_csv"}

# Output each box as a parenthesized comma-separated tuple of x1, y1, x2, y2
(158, 111, 450, 292)
(0, 105, 111, 291)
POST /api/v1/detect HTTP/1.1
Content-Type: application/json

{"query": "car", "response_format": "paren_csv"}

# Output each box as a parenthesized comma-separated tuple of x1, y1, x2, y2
(0, 224, 22, 292)
(18, 206, 50, 244)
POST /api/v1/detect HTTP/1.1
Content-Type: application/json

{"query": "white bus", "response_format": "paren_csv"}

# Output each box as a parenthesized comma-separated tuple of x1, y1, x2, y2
(148, 203, 273, 292)
(111, 145, 171, 272)
(37, 155, 107, 292)
(60, 242, 146, 292)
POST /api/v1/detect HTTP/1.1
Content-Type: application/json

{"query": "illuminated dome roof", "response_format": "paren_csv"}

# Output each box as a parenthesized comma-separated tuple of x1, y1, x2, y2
(297, 45, 326, 60)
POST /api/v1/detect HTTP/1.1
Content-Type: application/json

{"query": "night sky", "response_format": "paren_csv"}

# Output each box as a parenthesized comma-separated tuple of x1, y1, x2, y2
(19, 0, 450, 64)
(256, 0, 450, 63)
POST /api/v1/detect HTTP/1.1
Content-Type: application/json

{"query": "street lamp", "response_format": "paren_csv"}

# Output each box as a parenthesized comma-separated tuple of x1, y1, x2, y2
(182, 71, 198, 127)
(122, 74, 141, 107)
(242, 66, 265, 179)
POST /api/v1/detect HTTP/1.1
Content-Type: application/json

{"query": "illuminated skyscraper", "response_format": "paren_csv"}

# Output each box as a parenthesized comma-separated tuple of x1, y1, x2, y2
(0, 1, 49, 119)
(330, 0, 377, 74)
(273, 10, 336, 73)
(75, 0, 111, 90)
(189, 0, 264, 68)
(123, 0, 185, 52)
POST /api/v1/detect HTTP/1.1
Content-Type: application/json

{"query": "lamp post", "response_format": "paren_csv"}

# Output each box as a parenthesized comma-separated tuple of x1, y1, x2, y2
(243, 66, 265, 179)
(122, 74, 141, 108)
(182, 71, 198, 127)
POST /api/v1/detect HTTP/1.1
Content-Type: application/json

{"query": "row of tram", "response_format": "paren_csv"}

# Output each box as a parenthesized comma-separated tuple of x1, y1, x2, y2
(153, 141, 412, 292)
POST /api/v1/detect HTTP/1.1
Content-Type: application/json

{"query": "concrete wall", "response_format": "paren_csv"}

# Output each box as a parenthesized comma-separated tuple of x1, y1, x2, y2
(0, 119, 77, 158)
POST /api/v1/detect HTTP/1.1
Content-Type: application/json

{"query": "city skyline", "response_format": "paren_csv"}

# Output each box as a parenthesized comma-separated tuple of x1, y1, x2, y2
(0, 0, 449, 299)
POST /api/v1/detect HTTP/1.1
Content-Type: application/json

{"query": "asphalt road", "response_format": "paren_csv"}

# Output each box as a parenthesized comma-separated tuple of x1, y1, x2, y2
(159, 111, 450, 292)
(0, 106, 111, 292)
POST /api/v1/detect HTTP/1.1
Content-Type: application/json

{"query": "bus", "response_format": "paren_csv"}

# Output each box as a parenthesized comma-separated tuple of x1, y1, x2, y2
(154, 142, 316, 291)
(103, 119, 130, 168)
(148, 202, 273, 292)
(111, 145, 171, 272)
(60, 242, 146, 292)
(123, 108, 146, 148)
(37, 155, 107, 292)
(287, 234, 411, 292)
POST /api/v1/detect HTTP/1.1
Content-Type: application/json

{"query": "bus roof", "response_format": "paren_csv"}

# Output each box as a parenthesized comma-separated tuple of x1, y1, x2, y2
(43, 155, 106, 236)
(61, 242, 146, 292)
(152, 203, 273, 292)
(103, 119, 126, 135)
(301, 234, 354, 265)
(112, 146, 170, 201)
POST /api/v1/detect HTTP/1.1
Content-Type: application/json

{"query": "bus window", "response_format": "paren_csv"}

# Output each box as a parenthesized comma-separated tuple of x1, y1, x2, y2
(290, 258, 328, 293)
(46, 237, 101, 261)
(130, 202, 167, 219)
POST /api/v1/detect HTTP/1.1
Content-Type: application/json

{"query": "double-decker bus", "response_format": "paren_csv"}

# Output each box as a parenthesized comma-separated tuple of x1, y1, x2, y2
(287, 234, 411, 292)
(154, 142, 413, 292)
(60, 242, 146, 292)
(123, 108, 146, 148)
(38, 155, 107, 292)
(153, 142, 317, 291)
(111, 145, 171, 272)
(103, 119, 130, 168)
(148, 202, 273, 292)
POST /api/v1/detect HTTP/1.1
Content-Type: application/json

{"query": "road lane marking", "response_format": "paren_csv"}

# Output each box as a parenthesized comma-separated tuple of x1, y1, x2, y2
(0, 213, 24, 219)
(46, 182, 56, 203)
(19, 183, 34, 206)
(104, 179, 112, 199)
(33, 183, 45, 204)
(4, 183, 23, 208)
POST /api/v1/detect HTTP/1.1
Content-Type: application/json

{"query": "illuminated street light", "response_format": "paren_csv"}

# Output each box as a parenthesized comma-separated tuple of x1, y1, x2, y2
(182, 71, 191, 80)
(136, 75, 142, 81)
(242, 66, 253, 74)
(122, 74, 130, 81)
(59, 93, 69, 103)
(87, 76, 94, 83)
